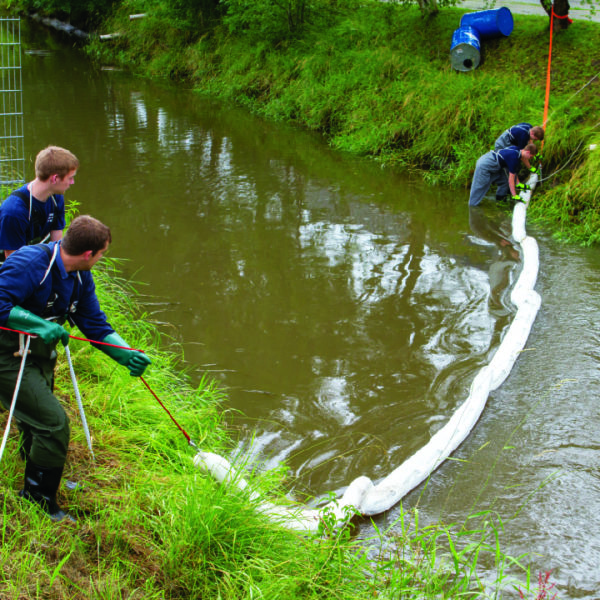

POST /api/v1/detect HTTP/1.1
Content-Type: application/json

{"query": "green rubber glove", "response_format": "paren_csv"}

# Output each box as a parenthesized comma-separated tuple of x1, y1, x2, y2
(529, 166, 538, 174)
(511, 195, 525, 203)
(99, 332, 151, 377)
(7, 306, 69, 346)
(515, 183, 531, 191)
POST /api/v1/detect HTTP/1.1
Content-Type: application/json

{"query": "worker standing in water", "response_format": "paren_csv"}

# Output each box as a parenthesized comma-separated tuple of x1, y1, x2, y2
(494, 123, 544, 171)
(469, 143, 538, 207)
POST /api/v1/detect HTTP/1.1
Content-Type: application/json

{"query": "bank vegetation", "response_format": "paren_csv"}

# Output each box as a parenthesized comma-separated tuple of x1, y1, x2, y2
(0, 1, 583, 598)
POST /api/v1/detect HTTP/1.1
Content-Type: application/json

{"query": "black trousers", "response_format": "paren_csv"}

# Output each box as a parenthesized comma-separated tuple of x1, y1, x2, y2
(0, 334, 70, 468)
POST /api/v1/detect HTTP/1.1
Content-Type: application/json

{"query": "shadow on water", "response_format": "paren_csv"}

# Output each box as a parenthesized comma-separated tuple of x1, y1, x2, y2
(14, 19, 600, 598)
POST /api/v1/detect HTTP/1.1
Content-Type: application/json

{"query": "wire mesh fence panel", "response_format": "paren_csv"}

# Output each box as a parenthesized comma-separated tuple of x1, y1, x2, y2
(0, 18, 24, 187)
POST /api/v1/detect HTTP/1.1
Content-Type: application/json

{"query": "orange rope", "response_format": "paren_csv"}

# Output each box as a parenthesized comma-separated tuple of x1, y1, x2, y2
(542, 8, 554, 143)
(543, 5, 573, 150)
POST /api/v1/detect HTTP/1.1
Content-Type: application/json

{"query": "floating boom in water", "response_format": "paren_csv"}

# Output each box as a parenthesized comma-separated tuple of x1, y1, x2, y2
(194, 173, 541, 532)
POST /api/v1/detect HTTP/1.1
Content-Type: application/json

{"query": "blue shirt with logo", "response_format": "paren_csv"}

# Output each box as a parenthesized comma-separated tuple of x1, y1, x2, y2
(508, 123, 532, 149)
(496, 146, 521, 174)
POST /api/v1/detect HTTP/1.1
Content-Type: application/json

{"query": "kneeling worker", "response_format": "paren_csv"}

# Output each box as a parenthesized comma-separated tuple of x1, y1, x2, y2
(0, 215, 151, 522)
(469, 143, 538, 207)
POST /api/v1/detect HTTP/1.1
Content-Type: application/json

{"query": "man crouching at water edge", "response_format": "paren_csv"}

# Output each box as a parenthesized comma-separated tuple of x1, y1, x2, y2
(0, 215, 151, 522)
(468, 143, 538, 207)
(494, 123, 544, 171)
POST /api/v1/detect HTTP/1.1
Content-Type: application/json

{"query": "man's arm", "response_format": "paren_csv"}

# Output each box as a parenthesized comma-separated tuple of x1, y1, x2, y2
(508, 172, 518, 197)
(50, 230, 63, 242)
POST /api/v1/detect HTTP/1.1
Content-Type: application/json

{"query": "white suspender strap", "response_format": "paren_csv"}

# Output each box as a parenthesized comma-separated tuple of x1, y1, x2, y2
(39, 243, 60, 285)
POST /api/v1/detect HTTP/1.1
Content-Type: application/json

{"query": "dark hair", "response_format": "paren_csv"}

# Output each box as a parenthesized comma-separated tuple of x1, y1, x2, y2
(524, 143, 538, 156)
(62, 215, 111, 256)
(530, 126, 545, 141)
(35, 146, 80, 181)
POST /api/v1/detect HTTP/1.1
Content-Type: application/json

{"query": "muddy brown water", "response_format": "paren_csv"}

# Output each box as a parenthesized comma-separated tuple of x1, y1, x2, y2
(14, 20, 600, 597)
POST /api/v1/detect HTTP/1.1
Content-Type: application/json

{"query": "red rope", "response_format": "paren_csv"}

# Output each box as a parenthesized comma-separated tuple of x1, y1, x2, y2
(552, 5, 573, 22)
(140, 376, 197, 449)
(0, 324, 198, 449)
(542, 8, 554, 138)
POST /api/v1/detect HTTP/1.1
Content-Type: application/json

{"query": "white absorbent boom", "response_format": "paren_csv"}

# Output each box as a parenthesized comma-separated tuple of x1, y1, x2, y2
(194, 174, 541, 532)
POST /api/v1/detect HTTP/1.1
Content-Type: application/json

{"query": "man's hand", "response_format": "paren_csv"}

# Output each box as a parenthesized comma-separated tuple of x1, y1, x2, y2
(99, 332, 151, 377)
(7, 307, 69, 346)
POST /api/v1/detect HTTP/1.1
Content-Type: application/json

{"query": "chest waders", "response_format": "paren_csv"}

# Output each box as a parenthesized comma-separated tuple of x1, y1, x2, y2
(469, 151, 509, 207)
(0, 243, 75, 522)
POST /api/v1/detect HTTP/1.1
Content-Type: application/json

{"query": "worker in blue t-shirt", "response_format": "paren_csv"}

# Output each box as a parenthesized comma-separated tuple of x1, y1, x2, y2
(0, 146, 79, 259)
(494, 123, 544, 171)
(0, 216, 151, 522)
(469, 143, 538, 207)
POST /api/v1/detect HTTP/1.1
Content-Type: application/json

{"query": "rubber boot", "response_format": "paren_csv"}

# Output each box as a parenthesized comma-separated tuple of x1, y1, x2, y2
(19, 460, 75, 523)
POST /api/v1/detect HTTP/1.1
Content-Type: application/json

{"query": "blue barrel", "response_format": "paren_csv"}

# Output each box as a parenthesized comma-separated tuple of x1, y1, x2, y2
(460, 8, 514, 38)
(450, 26, 481, 72)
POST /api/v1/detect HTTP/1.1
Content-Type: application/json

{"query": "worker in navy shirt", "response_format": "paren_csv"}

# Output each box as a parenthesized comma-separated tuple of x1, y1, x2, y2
(494, 123, 544, 171)
(0, 215, 151, 522)
(469, 143, 538, 207)
(0, 146, 79, 259)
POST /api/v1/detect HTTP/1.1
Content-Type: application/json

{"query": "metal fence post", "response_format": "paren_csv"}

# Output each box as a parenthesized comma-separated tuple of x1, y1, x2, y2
(0, 18, 24, 186)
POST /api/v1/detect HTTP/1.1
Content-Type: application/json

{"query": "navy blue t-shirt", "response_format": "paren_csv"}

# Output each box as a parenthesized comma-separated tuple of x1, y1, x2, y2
(0, 184, 66, 251)
(508, 123, 532, 149)
(496, 146, 521, 174)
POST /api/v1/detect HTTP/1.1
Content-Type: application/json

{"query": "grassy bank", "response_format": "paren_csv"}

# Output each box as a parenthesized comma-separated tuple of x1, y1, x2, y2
(81, 0, 600, 245)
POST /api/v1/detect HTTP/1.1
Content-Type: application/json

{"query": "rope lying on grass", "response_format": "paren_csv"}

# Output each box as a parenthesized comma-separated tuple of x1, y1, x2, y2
(194, 175, 542, 532)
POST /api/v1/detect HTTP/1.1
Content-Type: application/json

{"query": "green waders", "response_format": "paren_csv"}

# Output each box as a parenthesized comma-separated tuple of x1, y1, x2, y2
(0, 329, 73, 521)
(0, 330, 70, 467)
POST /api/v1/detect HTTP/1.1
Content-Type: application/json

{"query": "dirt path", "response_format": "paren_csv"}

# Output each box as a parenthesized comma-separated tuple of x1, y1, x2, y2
(458, 0, 599, 22)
